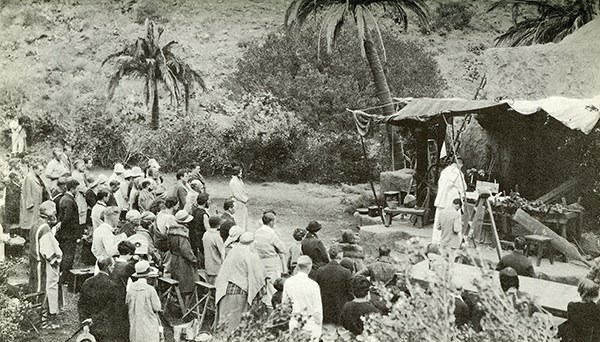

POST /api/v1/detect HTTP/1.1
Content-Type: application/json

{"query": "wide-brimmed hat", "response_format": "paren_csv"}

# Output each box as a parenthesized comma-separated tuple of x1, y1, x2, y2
(132, 260, 158, 278)
(224, 226, 244, 247)
(128, 234, 149, 255)
(175, 210, 193, 223)
(131, 166, 144, 178)
(113, 163, 125, 173)
(306, 221, 322, 233)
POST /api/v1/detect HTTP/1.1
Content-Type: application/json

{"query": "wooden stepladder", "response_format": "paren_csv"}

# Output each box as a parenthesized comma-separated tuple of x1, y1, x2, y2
(465, 190, 503, 261)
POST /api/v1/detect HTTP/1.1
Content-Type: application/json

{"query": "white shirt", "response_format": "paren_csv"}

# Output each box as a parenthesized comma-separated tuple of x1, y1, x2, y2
(91, 222, 125, 260)
(229, 176, 248, 203)
(91, 201, 107, 231)
(156, 212, 177, 235)
(282, 271, 322, 340)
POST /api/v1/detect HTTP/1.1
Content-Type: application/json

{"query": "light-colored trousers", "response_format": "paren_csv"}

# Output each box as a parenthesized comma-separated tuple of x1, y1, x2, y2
(233, 201, 248, 231)
(45, 262, 62, 314)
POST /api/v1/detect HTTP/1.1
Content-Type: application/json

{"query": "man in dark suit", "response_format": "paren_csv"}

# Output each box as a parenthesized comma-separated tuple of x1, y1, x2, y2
(496, 237, 536, 278)
(219, 198, 236, 242)
(57, 178, 84, 285)
(314, 245, 353, 324)
(78, 257, 129, 342)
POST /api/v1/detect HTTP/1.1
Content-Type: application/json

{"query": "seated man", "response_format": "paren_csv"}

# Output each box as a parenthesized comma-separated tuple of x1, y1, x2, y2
(499, 267, 540, 316)
(496, 237, 536, 278)
(357, 245, 397, 285)
(340, 275, 380, 336)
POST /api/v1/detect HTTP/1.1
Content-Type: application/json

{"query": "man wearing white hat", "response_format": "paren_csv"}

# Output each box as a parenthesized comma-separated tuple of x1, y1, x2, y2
(128, 167, 145, 211)
(109, 163, 125, 184)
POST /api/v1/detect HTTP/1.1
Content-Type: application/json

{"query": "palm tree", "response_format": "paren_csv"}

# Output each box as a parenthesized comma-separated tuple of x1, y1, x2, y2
(102, 19, 206, 129)
(284, 0, 429, 119)
(489, 0, 599, 46)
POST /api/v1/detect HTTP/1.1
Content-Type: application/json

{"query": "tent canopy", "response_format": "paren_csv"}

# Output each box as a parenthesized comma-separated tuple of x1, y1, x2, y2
(370, 96, 600, 134)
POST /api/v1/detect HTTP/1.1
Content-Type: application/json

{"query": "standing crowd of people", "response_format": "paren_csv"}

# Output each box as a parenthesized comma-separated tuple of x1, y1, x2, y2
(1, 149, 394, 341)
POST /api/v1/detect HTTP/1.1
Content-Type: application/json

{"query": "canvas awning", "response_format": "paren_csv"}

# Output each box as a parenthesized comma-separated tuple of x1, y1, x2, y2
(367, 95, 600, 134)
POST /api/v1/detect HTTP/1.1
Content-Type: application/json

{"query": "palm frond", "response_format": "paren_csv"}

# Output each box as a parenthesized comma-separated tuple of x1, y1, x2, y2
(490, 0, 597, 46)
(101, 47, 132, 68)
(487, 0, 561, 14)
(355, 5, 367, 57)
(323, 3, 347, 53)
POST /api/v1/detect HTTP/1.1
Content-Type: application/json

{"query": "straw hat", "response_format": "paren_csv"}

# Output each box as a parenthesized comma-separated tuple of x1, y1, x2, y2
(126, 210, 141, 222)
(140, 211, 156, 222)
(113, 163, 125, 173)
(175, 210, 193, 224)
(132, 260, 158, 278)
(239, 232, 254, 244)
(131, 166, 144, 178)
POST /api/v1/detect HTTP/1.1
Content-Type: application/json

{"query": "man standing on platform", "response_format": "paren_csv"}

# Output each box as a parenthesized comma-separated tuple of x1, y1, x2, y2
(229, 166, 248, 230)
(432, 155, 466, 244)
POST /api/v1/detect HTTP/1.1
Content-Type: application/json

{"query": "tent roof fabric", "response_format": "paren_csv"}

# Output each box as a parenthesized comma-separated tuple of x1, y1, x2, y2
(373, 96, 600, 134)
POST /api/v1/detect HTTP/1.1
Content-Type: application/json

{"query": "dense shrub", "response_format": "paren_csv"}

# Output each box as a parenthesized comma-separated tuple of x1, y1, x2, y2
(433, 2, 475, 32)
(125, 110, 228, 175)
(0, 259, 34, 342)
(363, 244, 560, 342)
(227, 26, 445, 132)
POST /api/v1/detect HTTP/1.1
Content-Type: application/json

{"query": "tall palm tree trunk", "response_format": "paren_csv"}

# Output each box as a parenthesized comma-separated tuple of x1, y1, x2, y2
(151, 78, 160, 130)
(364, 32, 397, 168)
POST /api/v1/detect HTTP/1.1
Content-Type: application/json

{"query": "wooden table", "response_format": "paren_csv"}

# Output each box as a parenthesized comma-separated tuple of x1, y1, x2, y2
(530, 211, 580, 240)
(410, 260, 579, 318)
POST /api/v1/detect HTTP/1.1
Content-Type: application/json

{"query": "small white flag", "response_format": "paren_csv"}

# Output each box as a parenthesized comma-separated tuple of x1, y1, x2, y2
(440, 141, 447, 159)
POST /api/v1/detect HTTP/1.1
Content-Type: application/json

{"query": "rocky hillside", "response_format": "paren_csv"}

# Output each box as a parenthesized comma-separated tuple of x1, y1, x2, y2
(0, 0, 524, 126)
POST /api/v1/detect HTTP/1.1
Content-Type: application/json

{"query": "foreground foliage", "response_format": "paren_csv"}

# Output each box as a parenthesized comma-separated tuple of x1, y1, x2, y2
(225, 243, 559, 342)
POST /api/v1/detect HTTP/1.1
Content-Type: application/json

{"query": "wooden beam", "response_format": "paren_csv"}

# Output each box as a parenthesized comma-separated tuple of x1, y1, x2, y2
(512, 209, 590, 267)
(535, 177, 581, 203)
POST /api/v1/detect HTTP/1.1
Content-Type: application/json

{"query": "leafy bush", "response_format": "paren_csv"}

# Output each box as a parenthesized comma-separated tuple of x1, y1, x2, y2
(125, 109, 227, 174)
(227, 26, 445, 133)
(0, 259, 34, 342)
(363, 244, 560, 342)
(433, 2, 475, 32)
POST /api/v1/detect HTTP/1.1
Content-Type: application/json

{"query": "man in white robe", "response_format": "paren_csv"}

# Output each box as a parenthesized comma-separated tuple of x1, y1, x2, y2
(432, 156, 466, 244)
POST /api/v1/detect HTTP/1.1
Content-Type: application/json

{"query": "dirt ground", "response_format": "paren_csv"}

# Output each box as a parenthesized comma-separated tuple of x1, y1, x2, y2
(7, 174, 360, 342)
